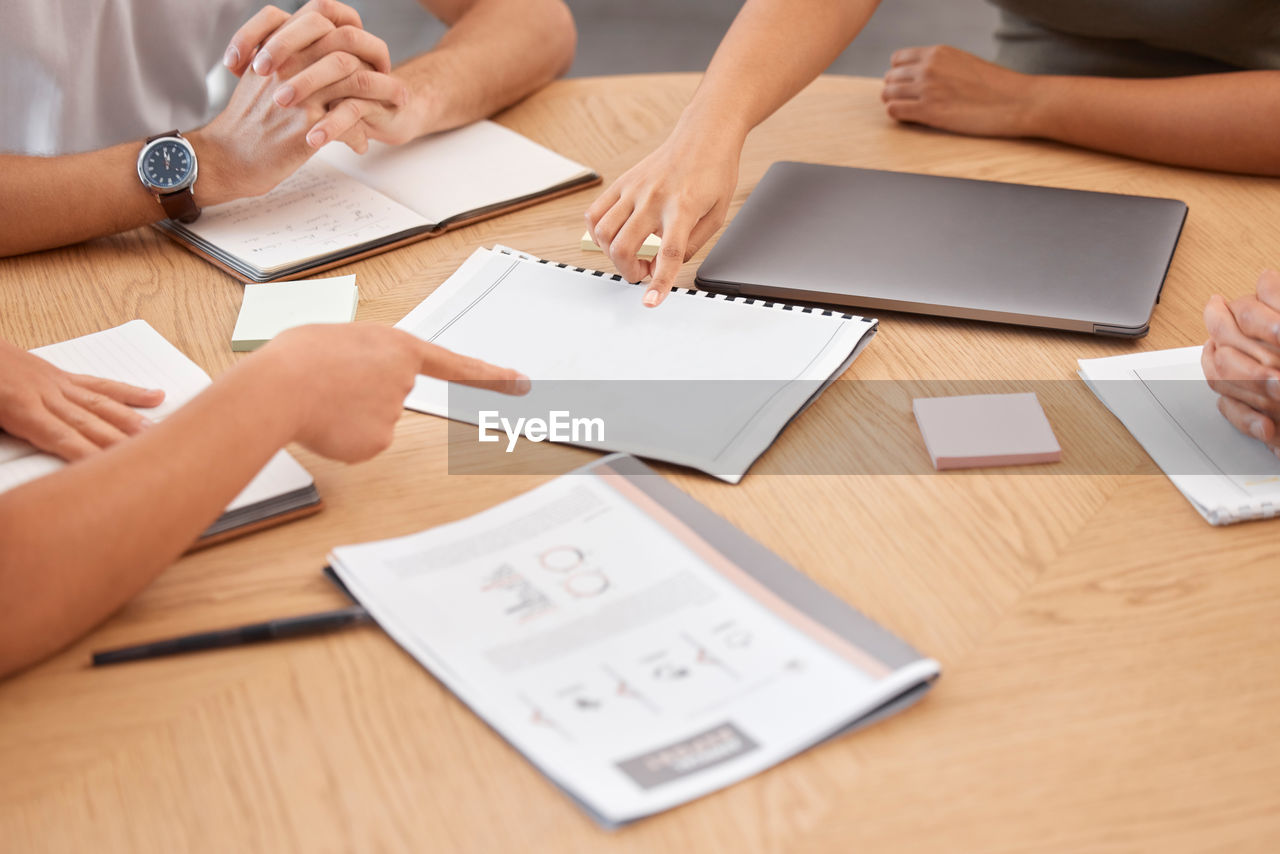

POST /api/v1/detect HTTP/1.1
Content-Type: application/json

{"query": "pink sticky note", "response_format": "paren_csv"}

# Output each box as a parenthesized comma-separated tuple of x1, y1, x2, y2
(913, 392, 1061, 470)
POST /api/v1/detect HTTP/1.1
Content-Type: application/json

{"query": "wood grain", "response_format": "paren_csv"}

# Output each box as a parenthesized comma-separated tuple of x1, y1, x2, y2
(1, 75, 1277, 853)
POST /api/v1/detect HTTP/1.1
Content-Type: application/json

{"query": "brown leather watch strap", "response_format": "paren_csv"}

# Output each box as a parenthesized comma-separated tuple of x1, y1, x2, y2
(146, 129, 181, 144)
(158, 189, 201, 223)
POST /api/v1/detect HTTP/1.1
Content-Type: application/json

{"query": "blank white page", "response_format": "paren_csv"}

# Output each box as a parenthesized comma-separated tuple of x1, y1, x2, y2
(319, 121, 593, 225)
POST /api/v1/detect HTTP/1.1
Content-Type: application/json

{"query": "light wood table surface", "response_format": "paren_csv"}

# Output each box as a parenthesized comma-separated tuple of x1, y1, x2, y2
(2, 75, 1278, 853)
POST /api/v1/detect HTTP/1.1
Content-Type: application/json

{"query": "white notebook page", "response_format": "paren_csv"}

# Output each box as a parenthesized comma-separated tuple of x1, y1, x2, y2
(0, 321, 313, 512)
(318, 120, 593, 225)
(181, 161, 429, 274)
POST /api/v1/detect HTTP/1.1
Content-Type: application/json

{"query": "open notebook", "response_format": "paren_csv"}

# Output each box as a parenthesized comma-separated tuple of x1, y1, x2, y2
(397, 248, 879, 482)
(329, 454, 939, 828)
(0, 321, 321, 545)
(1080, 346, 1280, 525)
(158, 121, 600, 282)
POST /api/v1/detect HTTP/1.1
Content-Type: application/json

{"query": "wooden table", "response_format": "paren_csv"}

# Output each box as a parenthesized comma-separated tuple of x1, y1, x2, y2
(2, 75, 1278, 853)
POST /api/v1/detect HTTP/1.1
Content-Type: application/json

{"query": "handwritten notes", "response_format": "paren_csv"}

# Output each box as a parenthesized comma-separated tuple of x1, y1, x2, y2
(181, 162, 430, 275)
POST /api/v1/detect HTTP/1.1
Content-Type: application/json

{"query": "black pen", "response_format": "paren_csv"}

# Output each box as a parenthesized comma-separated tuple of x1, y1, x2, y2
(91, 605, 371, 666)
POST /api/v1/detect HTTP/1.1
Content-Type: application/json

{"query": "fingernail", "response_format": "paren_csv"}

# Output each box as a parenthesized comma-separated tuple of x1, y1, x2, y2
(306, 128, 327, 148)
(1273, 446, 1280, 460)
(223, 45, 240, 69)
(1269, 376, 1280, 400)
(252, 50, 272, 75)
(513, 373, 531, 395)
(273, 84, 295, 106)
(138, 417, 153, 430)
(643, 289, 660, 307)
(1251, 419, 1267, 440)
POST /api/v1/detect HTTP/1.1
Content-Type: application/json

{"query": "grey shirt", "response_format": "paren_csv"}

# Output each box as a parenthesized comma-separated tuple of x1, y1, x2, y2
(988, 0, 1280, 77)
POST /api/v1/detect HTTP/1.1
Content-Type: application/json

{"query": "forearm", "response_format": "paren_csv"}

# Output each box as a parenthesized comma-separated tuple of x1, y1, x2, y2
(1026, 71, 1280, 176)
(403, 0, 577, 135)
(676, 0, 879, 147)
(0, 350, 301, 677)
(0, 131, 235, 258)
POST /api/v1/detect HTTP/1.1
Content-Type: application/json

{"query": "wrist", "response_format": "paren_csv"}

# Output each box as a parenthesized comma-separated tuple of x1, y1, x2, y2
(185, 128, 238, 207)
(230, 338, 314, 447)
(1017, 74, 1063, 139)
(673, 101, 751, 154)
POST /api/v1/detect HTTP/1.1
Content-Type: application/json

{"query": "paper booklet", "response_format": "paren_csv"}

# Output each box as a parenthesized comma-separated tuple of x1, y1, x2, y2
(396, 247, 879, 482)
(328, 454, 940, 828)
(158, 121, 600, 282)
(1079, 346, 1280, 525)
(0, 321, 321, 545)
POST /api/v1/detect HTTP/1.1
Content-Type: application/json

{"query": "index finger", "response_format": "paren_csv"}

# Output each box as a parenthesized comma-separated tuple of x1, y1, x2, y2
(1258, 268, 1280, 312)
(69, 374, 166, 408)
(252, 11, 337, 76)
(224, 5, 290, 76)
(418, 342, 531, 396)
(643, 212, 695, 308)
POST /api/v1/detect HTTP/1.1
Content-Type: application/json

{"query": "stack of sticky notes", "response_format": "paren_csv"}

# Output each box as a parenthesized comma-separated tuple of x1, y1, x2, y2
(913, 392, 1061, 470)
(231, 275, 359, 351)
(580, 230, 661, 260)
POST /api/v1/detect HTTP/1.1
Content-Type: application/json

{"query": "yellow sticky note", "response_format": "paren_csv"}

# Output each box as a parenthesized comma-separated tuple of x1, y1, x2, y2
(580, 230, 661, 260)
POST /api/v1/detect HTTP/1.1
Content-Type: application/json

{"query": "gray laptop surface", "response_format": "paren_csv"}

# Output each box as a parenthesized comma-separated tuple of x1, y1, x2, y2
(695, 162, 1187, 337)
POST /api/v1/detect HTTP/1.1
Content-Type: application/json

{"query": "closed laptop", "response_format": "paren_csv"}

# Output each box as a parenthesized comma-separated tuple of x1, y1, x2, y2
(695, 162, 1187, 337)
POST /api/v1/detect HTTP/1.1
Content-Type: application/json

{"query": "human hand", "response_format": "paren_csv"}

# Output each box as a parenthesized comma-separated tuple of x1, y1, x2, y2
(224, 0, 420, 153)
(258, 324, 529, 463)
(584, 127, 741, 307)
(0, 340, 165, 462)
(881, 45, 1039, 138)
(1201, 269, 1280, 453)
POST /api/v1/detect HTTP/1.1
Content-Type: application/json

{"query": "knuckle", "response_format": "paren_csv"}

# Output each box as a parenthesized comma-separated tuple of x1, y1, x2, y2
(337, 51, 360, 75)
(353, 69, 376, 96)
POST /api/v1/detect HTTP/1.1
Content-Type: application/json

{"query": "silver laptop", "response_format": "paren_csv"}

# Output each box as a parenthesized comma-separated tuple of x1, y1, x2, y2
(695, 162, 1187, 337)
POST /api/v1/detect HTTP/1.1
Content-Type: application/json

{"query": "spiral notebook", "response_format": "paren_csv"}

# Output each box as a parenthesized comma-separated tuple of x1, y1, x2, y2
(157, 121, 600, 282)
(396, 247, 878, 481)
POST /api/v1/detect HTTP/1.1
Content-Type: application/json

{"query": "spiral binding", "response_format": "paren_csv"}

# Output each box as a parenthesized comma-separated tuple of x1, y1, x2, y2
(495, 247, 871, 323)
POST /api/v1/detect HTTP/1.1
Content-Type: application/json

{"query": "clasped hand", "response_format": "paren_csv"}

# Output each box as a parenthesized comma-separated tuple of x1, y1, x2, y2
(198, 0, 422, 202)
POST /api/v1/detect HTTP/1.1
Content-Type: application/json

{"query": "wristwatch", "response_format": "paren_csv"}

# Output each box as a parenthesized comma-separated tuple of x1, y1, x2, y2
(136, 130, 201, 223)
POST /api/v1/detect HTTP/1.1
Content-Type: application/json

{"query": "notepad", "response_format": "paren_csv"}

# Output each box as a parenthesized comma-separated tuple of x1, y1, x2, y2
(0, 321, 322, 544)
(329, 454, 939, 828)
(396, 247, 878, 482)
(231, 275, 358, 351)
(158, 121, 599, 282)
(1080, 346, 1280, 524)
(580, 230, 661, 260)
(913, 392, 1061, 470)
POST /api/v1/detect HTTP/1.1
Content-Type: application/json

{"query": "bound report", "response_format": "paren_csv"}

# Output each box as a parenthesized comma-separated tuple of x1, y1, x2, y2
(397, 247, 878, 482)
(158, 121, 600, 282)
(1080, 347, 1280, 525)
(329, 454, 940, 828)
(0, 321, 321, 545)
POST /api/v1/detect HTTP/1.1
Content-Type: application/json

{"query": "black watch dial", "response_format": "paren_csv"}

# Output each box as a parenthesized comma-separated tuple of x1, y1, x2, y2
(141, 139, 194, 190)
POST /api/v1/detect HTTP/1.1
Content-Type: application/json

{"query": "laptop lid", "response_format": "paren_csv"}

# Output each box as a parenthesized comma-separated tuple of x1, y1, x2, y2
(695, 162, 1187, 337)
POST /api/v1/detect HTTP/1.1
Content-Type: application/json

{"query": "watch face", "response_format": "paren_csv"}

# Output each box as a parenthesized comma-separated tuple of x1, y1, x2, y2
(140, 139, 194, 190)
